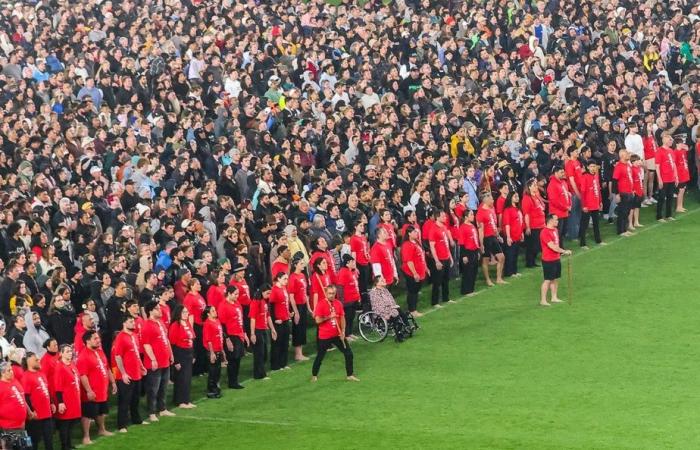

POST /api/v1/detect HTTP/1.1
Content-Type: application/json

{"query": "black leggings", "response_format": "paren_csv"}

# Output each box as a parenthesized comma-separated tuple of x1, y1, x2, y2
(403, 274, 422, 312)
(503, 242, 520, 276)
(460, 248, 479, 295)
(27, 418, 53, 450)
(270, 321, 290, 370)
(192, 323, 207, 376)
(56, 418, 77, 450)
(357, 263, 371, 311)
(556, 217, 568, 247)
(430, 259, 451, 305)
(656, 182, 675, 219)
(312, 337, 354, 377)
(579, 210, 601, 246)
(343, 302, 358, 336)
(252, 330, 269, 379)
(171, 346, 192, 405)
(616, 193, 632, 234)
(207, 351, 222, 394)
(525, 228, 541, 267)
(224, 336, 244, 387)
(291, 304, 308, 346)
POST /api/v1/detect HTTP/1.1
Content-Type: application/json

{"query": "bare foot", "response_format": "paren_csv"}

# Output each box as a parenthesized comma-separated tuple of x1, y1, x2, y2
(657, 218, 667, 223)
(580, 245, 590, 250)
(539, 301, 551, 307)
(551, 298, 564, 303)
(486, 280, 495, 287)
(599, 242, 607, 245)
(311, 376, 318, 382)
(411, 311, 424, 318)
(496, 279, 508, 285)
(447, 300, 457, 304)
(98, 430, 114, 437)
(295, 355, 310, 361)
(635, 223, 644, 227)
(466, 293, 476, 297)
(160, 410, 176, 417)
(346, 375, 360, 382)
(433, 304, 443, 309)
(668, 217, 677, 221)
(82, 438, 94, 445)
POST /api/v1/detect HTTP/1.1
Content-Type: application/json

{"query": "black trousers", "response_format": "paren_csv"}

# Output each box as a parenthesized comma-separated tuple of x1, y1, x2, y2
(579, 210, 601, 246)
(403, 274, 422, 312)
(171, 346, 192, 405)
(252, 329, 269, 379)
(242, 305, 251, 339)
(224, 336, 244, 387)
(270, 321, 290, 370)
(357, 263, 371, 311)
(343, 302, 358, 336)
(430, 259, 451, 305)
(556, 217, 568, 247)
(192, 323, 206, 376)
(656, 182, 675, 219)
(292, 303, 308, 346)
(312, 337, 354, 377)
(503, 242, 520, 276)
(117, 379, 142, 429)
(56, 418, 77, 450)
(145, 367, 169, 414)
(460, 248, 479, 295)
(207, 351, 222, 394)
(525, 228, 541, 267)
(27, 418, 53, 450)
(616, 193, 632, 234)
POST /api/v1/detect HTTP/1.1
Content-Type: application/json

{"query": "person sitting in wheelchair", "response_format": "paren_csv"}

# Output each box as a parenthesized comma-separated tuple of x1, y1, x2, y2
(368, 276, 417, 342)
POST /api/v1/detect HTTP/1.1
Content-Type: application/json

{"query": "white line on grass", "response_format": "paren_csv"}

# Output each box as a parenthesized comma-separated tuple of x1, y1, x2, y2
(175, 415, 293, 426)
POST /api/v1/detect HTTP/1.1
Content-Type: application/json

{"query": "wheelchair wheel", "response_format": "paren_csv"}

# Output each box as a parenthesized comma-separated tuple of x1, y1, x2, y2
(358, 312, 388, 343)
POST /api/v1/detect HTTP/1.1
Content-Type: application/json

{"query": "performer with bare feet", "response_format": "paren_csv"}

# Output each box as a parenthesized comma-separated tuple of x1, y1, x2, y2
(539, 215, 572, 307)
(476, 192, 506, 287)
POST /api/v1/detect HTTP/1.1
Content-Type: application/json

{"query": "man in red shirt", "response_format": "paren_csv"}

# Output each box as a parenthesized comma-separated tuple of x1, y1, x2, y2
(111, 315, 147, 432)
(23, 352, 53, 449)
(270, 245, 290, 279)
(564, 146, 583, 239)
(547, 164, 572, 244)
(370, 227, 398, 286)
(77, 330, 116, 445)
(219, 286, 249, 389)
(612, 149, 635, 236)
(0, 361, 29, 440)
(655, 132, 679, 222)
(311, 285, 359, 382)
(579, 160, 604, 248)
(400, 226, 428, 317)
(349, 221, 371, 308)
(476, 193, 506, 287)
(142, 302, 175, 423)
(539, 215, 572, 307)
(428, 209, 454, 307)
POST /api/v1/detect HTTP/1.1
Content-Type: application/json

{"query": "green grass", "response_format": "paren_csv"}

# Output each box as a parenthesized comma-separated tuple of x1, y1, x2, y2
(89, 201, 700, 449)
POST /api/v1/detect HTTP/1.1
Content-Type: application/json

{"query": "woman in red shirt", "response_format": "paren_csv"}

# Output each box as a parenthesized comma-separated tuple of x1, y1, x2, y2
(521, 178, 546, 268)
(54, 344, 81, 450)
(183, 279, 207, 377)
(349, 221, 371, 308)
(269, 272, 291, 371)
(287, 258, 309, 361)
(336, 255, 361, 340)
(249, 285, 275, 380)
(675, 144, 690, 213)
(502, 192, 524, 278)
(457, 210, 480, 296)
(202, 306, 226, 399)
(400, 226, 428, 315)
(205, 269, 227, 312)
(310, 258, 331, 313)
(218, 286, 249, 389)
(168, 305, 195, 409)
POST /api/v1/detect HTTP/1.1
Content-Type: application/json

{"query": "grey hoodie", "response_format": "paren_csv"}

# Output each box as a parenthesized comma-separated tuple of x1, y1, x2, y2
(23, 309, 50, 357)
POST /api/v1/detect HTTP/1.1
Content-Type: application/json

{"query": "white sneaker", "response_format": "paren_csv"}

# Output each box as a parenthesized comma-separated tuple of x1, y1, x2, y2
(650, 198, 658, 204)
(603, 214, 609, 220)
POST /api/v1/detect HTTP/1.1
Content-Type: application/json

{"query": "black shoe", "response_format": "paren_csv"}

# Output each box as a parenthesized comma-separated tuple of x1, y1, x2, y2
(228, 384, 244, 389)
(206, 392, 219, 399)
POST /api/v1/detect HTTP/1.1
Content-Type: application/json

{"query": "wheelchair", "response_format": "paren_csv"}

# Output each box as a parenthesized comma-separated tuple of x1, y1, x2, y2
(358, 308, 419, 343)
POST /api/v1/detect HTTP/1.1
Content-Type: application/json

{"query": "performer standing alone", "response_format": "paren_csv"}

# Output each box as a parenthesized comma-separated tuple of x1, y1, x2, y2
(539, 215, 572, 307)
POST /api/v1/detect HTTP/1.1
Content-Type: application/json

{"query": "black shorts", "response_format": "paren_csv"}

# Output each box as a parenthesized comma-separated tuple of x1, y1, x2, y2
(82, 401, 109, 419)
(542, 260, 561, 280)
(483, 236, 503, 257)
(632, 195, 642, 208)
(679, 182, 688, 189)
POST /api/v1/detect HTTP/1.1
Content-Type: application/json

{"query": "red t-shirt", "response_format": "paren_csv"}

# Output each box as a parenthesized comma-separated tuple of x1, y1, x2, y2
(287, 273, 308, 306)
(141, 319, 171, 369)
(370, 241, 397, 284)
(160, 303, 171, 326)
(521, 193, 546, 230)
(675, 149, 690, 183)
(269, 285, 291, 321)
(453, 203, 467, 221)
(349, 235, 370, 265)
(612, 161, 634, 194)
(168, 321, 194, 349)
(218, 301, 245, 338)
(564, 158, 583, 192)
(642, 135, 656, 160)
(314, 298, 345, 340)
(309, 251, 337, 283)
(495, 196, 507, 221)
(270, 260, 289, 279)
(76, 347, 110, 402)
(580, 173, 602, 211)
(656, 147, 677, 184)
(457, 223, 480, 250)
(547, 176, 572, 218)
(206, 284, 226, 311)
(110, 331, 143, 381)
(248, 299, 269, 330)
(202, 319, 224, 352)
(377, 222, 398, 250)
(400, 240, 428, 279)
(540, 227, 561, 262)
(428, 224, 451, 260)
(502, 207, 524, 242)
(54, 361, 81, 420)
(310, 272, 331, 309)
(476, 205, 498, 238)
(229, 279, 251, 307)
(632, 165, 644, 196)
(0, 379, 27, 429)
(400, 222, 422, 243)
(421, 219, 435, 242)
(183, 292, 207, 325)
(40, 352, 58, 398)
(336, 267, 361, 303)
(12, 365, 24, 384)
(22, 370, 51, 420)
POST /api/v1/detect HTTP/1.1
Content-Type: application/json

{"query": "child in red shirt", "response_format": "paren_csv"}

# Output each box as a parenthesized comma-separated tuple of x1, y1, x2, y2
(202, 306, 226, 399)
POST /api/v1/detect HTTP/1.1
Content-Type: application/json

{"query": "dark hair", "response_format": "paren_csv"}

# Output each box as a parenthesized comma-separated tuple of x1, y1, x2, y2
(273, 271, 287, 282)
(504, 191, 519, 208)
(225, 285, 238, 295)
(170, 304, 185, 324)
(144, 300, 159, 317)
(312, 257, 326, 274)
(253, 283, 272, 299)
(42, 337, 57, 349)
(201, 305, 213, 322)
(83, 329, 98, 344)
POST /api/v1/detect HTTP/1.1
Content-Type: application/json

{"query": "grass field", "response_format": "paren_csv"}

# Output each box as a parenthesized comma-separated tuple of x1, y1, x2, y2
(89, 202, 700, 450)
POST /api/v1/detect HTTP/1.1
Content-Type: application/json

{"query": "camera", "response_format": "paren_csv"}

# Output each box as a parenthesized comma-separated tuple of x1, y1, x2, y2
(0, 431, 32, 450)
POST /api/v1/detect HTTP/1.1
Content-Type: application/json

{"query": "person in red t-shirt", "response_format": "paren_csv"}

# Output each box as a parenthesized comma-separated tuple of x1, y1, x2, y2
(0, 361, 29, 434)
(655, 133, 679, 222)
(23, 352, 53, 449)
(183, 278, 207, 377)
(494, 182, 509, 231)
(249, 286, 275, 380)
(112, 315, 147, 432)
(287, 258, 309, 361)
(612, 149, 635, 235)
(502, 192, 524, 278)
(578, 160, 604, 248)
(674, 142, 690, 213)
(202, 306, 226, 399)
(539, 215, 572, 307)
(377, 209, 398, 251)
(219, 286, 249, 389)
(370, 227, 398, 286)
(428, 209, 454, 307)
(168, 305, 195, 409)
(308, 237, 337, 284)
(476, 193, 506, 287)
(206, 269, 227, 312)
(310, 258, 331, 312)
(142, 302, 175, 422)
(269, 272, 292, 371)
(229, 266, 252, 337)
(521, 178, 546, 268)
(630, 155, 645, 230)
(349, 221, 371, 307)
(311, 285, 359, 382)
(400, 226, 428, 315)
(77, 330, 116, 445)
(547, 164, 572, 243)
(270, 245, 291, 279)
(456, 210, 480, 296)
(54, 344, 81, 450)
(336, 255, 361, 337)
